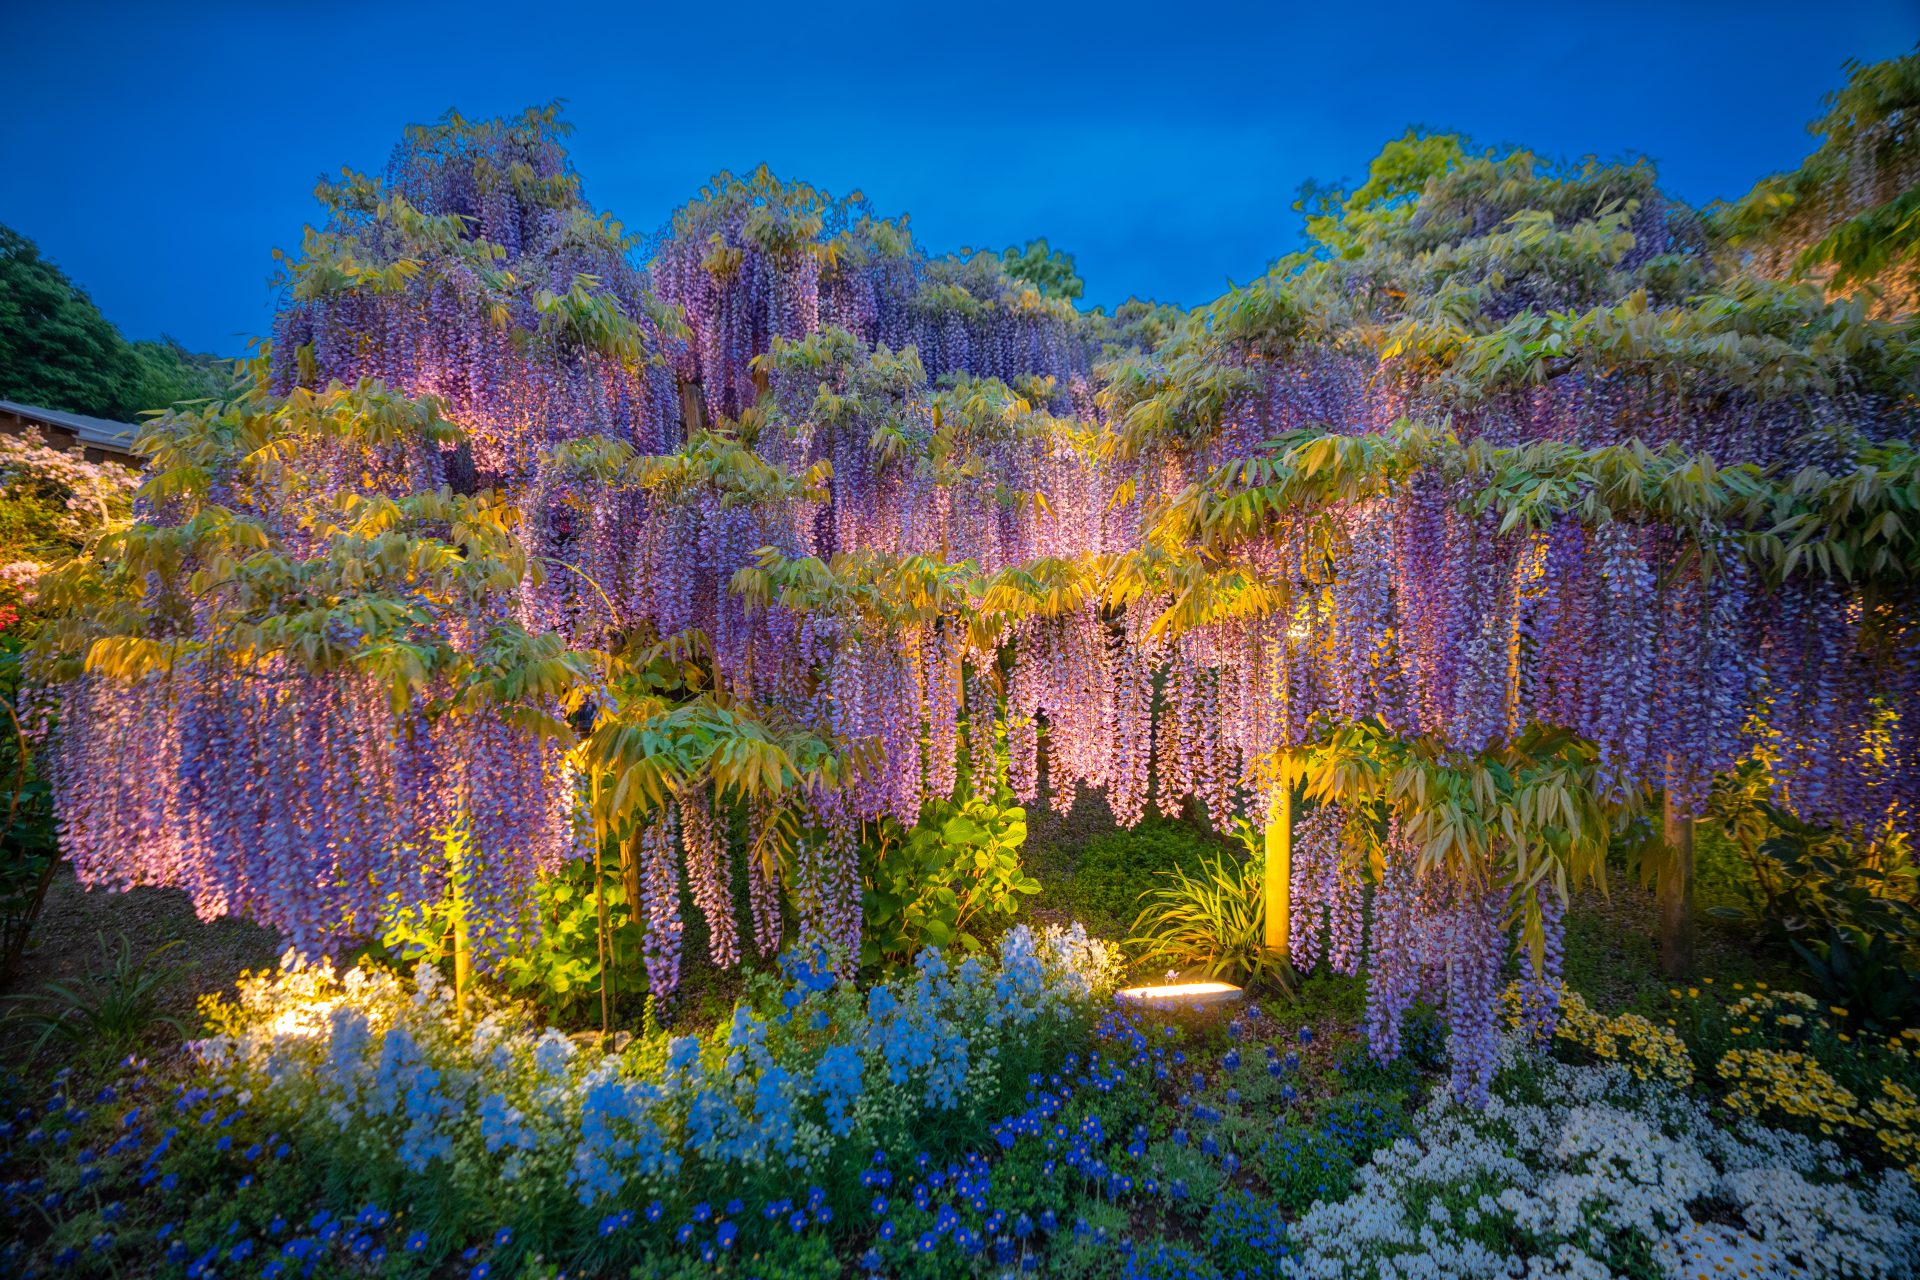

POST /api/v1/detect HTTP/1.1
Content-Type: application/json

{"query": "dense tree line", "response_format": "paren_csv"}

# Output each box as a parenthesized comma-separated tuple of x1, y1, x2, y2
(0, 224, 230, 420)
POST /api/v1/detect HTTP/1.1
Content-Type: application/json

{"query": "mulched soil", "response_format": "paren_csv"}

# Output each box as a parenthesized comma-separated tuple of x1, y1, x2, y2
(0, 864, 281, 1070)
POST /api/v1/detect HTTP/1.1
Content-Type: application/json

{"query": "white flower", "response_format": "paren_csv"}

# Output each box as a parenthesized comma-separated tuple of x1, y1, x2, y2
(1284, 1036, 1920, 1280)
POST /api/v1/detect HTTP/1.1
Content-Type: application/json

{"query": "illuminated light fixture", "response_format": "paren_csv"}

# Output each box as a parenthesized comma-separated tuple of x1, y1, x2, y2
(1115, 981, 1244, 1009)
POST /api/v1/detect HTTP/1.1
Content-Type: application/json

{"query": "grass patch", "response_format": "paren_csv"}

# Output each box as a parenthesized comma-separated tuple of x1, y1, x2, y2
(1029, 816, 1224, 940)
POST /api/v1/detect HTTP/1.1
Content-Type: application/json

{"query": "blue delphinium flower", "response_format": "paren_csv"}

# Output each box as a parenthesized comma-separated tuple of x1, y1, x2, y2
(813, 1044, 864, 1136)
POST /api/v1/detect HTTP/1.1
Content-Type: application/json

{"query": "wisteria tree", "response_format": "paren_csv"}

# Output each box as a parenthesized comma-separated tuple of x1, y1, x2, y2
(31, 55, 1920, 1102)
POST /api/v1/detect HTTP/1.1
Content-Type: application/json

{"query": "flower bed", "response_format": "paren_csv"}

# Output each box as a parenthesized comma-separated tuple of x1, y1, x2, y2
(4, 944, 1917, 1279)
(1288, 1052, 1918, 1280)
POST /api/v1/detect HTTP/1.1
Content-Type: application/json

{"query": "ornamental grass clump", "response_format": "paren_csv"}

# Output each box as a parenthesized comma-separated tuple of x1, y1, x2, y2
(1125, 843, 1285, 991)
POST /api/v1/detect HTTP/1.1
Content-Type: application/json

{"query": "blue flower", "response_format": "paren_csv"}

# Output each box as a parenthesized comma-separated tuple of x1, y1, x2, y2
(716, 1221, 738, 1251)
(406, 1231, 429, 1253)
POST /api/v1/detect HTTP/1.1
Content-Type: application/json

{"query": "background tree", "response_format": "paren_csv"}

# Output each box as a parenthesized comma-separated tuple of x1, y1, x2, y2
(1001, 237, 1084, 300)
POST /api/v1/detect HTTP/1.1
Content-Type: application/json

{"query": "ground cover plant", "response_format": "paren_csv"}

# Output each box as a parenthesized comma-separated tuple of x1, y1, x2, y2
(2, 47, 1919, 1280)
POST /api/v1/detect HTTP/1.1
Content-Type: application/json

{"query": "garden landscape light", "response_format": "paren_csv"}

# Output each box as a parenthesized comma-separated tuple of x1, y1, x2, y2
(1114, 980, 1244, 1009)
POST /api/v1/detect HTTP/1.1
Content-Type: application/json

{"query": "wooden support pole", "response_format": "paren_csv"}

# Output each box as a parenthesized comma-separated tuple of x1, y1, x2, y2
(1264, 777, 1292, 957)
(678, 378, 707, 439)
(1659, 790, 1695, 979)
(452, 905, 472, 1017)
(444, 824, 473, 1016)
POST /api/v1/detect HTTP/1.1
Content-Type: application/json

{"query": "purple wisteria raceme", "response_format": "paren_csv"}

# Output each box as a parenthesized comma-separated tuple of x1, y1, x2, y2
(639, 807, 684, 1001)
(679, 785, 738, 970)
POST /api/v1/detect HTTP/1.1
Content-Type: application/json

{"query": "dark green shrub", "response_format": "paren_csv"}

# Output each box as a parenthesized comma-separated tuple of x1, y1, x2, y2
(862, 792, 1038, 968)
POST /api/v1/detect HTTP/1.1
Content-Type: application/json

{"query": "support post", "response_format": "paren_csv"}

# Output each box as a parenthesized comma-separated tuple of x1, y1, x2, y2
(1264, 775, 1292, 957)
(452, 904, 472, 1017)
(678, 378, 707, 439)
(444, 823, 472, 1016)
(1659, 790, 1695, 979)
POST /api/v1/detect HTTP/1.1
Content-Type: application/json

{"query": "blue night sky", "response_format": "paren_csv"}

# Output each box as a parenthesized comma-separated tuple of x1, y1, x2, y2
(4, 1, 1915, 357)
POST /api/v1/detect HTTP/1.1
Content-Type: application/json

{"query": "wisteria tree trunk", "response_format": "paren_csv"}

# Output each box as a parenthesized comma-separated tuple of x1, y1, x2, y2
(1659, 791, 1695, 978)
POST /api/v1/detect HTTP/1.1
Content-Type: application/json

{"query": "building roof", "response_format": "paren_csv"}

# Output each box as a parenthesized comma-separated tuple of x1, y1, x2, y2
(0, 399, 142, 455)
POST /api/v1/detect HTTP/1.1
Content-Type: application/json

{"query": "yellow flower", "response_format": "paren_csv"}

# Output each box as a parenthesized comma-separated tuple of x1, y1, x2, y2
(1687, 987, 1700, 998)
(1499, 981, 1692, 1086)
(1830, 1007, 1849, 1018)
(1869, 1080, 1920, 1178)
(1718, 1049, 1863, 1132)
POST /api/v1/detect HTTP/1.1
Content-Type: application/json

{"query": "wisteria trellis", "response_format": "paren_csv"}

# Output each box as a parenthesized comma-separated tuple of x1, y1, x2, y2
(38, 108, 1920, 1103)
